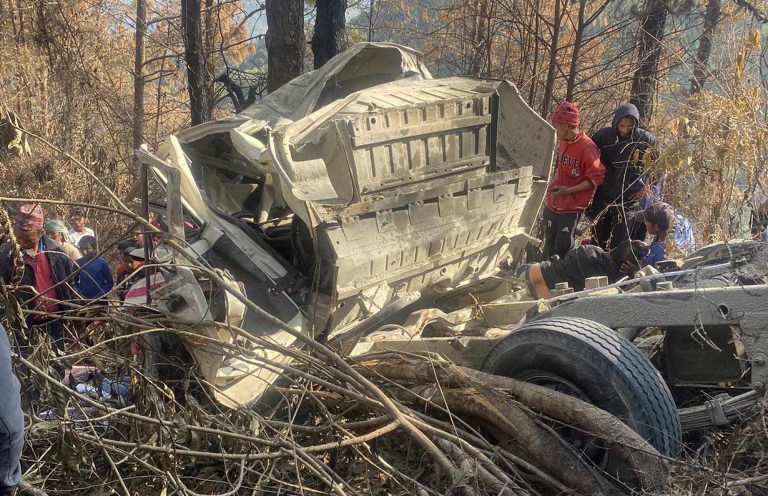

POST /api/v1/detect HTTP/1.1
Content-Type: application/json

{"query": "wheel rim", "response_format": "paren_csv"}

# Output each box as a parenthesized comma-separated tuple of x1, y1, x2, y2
(517, 370, 610, 469)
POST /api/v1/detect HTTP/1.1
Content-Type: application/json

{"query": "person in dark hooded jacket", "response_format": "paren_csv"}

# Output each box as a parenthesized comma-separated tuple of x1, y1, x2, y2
(590, 103, 658, 249)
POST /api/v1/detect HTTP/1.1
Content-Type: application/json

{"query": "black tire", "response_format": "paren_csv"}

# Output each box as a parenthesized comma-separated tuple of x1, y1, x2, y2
(481, 317, 681, 456)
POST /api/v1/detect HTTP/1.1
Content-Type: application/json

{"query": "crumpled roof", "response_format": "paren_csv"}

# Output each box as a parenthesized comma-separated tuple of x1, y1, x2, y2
(175, 42, 431, 145)
(238, 42, 431, 128)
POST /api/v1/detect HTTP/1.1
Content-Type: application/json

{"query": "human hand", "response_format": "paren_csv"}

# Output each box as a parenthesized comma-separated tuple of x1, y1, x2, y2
(620, 260, 640, 275)
(548, 185, 570, 197)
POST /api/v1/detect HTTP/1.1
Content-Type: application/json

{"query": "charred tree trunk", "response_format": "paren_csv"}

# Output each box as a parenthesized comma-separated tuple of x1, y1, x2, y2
(630, 2, 667, 122)
(312, 0, 347, 69)
(133, 0, 146, 149)
(690, 0, 721, 94)
(541, 0, 565, 115)
(266, 0, 305, 93)
(565, 0, 587, 101)
(182, 0, 209, 125)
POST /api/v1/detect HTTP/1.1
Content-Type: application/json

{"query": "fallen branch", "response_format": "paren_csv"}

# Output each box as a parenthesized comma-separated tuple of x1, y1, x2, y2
(356, 354, 667, 491)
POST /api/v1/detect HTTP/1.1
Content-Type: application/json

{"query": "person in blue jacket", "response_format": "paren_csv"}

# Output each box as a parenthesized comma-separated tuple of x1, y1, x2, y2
(635, 202, 675, 267)
(0, 323, 24, 495)
(590, 103, 658, 249)
(75, 236, 114, 299)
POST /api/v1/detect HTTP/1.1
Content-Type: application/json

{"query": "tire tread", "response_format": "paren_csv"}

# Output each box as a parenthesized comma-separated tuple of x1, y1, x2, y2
(483, 317, 681, 455)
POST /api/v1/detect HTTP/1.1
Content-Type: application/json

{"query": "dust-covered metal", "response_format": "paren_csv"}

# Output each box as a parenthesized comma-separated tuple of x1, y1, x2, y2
(133, 42, 554, 407)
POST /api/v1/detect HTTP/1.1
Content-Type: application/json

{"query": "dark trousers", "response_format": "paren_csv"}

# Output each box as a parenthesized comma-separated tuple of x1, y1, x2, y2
(542, 208, 580, 260)
(593, 203, 645, 250)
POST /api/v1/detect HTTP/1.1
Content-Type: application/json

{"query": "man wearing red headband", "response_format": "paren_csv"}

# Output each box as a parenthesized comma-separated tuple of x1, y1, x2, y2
(542, 102, 605, 259)
(0, 203, 77, 351)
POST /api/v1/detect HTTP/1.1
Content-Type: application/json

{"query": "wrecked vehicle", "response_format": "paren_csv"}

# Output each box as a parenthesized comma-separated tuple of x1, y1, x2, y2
(131, 42, 768, 461)
(132, 41, 551, 406)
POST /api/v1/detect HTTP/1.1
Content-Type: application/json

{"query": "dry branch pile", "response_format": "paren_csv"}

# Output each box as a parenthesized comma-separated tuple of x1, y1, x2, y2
(10, 327, 666, 495)
(664, 396, 768, 495)
(8, 299, 768, 496)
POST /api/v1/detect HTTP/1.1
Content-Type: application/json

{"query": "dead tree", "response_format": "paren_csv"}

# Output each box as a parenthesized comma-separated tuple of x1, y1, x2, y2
(541, 0, 567, 114)
(367, 0, 376, 41)
(528, 0, 541, 105)
(181, 0, 209, 125)
(265, 0, 305, 93)
(690, 0, 721, 94)
(133, 0, 146, 149)
(215, 72, 261, 112)
(312, 0, 347, 69)
(565, 0, 587, 101)
(630, 1, 668, 122)
(467, 0, 490, 77)
(565, 0, 612, 102)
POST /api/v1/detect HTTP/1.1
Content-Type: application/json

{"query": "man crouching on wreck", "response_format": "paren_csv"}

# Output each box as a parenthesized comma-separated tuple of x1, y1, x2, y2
(523, 240, 646, 299)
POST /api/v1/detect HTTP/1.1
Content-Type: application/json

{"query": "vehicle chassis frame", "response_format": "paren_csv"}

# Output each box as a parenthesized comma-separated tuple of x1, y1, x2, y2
(354, 285, 768, 394)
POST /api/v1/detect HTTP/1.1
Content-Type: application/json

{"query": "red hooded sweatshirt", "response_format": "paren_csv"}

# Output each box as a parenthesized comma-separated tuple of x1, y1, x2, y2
(546, 131, 605, 213)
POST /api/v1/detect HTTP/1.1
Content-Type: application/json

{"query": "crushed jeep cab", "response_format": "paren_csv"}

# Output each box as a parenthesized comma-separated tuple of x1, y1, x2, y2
(133, 42, 554, 408)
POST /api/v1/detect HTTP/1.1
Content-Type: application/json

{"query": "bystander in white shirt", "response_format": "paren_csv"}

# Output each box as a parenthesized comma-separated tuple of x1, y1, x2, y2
(69, 227, 95, 247)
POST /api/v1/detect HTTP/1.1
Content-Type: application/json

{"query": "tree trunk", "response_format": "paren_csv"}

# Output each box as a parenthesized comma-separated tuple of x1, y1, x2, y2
(367, 0, 375, 42)
(16, 0, 25, 43)
(265, 0, 305, 93)
(527, 0, 540, 105)
(312, 0, 347, 69)
(204, 0, 216, 115)
(629, 2, 667, 122)
(541, 0, 565, 115)
(133, 0, 146, 149)
(565, 0, 587, 101)
(215, 73, 257, 112)
(468, 0, 488, 77)
(690, 0, 721, 94)
(182, 0, 209, 125)
(154, 48, 169, 147)
(484, 0, 496, 78)
(0, 0, 6, 36)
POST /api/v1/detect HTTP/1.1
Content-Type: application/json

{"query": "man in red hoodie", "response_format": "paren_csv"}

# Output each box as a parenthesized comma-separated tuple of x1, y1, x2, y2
(542, 102, 605, 259)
